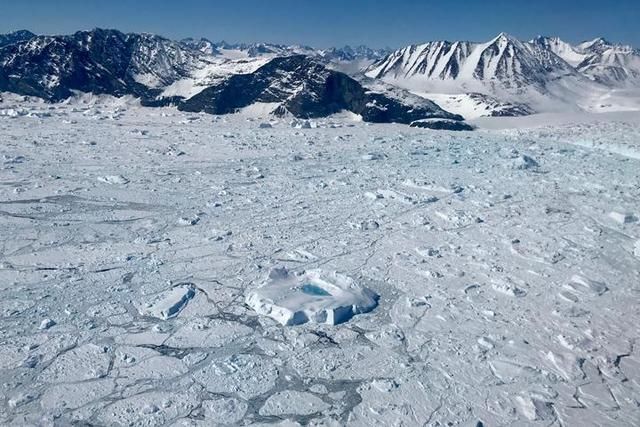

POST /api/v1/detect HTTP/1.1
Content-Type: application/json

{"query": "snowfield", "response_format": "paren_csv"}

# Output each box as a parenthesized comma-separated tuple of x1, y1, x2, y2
(1, 95, 640, 426)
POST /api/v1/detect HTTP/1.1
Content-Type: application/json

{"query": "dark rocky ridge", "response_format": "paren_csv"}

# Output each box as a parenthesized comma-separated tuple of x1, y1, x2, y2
(0, 30, 36, 48)
(180, 55, 462, 123)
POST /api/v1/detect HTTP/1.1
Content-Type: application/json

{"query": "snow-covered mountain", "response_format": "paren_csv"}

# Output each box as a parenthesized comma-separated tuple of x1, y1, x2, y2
(0, 29, 214, 100)
(0, 29, 460, 125)
(533, 36, 640, 86)
(179, 37, 390, 65)
(366, 33, 577, 89)
(180, 54, 460, 123)
(180, 38, 317, 59)
(319, 45, 391, 62)
(576, 38, 640, 86)
(0, 30, 36, 48)
(365, 33, 640, 117)
(2, 28, 639, 121)
(530, 36, 588, 67)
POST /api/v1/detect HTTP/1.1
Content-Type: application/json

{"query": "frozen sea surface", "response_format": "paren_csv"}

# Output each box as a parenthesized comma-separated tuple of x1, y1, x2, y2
(1, 97, 640, 426)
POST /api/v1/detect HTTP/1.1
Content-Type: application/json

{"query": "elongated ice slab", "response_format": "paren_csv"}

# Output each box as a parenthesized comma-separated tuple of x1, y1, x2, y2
(246, 268, 379, 326)
(137, 283, 196, 320)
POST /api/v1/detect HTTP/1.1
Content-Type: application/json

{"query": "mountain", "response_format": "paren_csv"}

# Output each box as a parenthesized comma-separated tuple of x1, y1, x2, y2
(319, 45, 391, 62)
(0, 30, 36, 48)
(180, 55, 462, 123)
(366, 33, 577, 90)
(3, 28, 638, 121)
(575, 38, 640, 86)
(530, 36, 588, 67)
(0, 29, 462, 125)
(180, 37, 220, 56)
(365, 32, 640, 117)
(0, 28, 212, 101)
(533, 36, 640, 86)
(180, 38, 317, 59)
(179, 38, 390, 66)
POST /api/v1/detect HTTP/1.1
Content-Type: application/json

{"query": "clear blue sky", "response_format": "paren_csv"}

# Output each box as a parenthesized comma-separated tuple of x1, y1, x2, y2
(1, 0, 638, 48)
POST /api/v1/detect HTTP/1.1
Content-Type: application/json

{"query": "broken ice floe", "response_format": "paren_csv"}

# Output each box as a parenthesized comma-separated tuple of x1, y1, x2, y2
(608, 211, 638, 224)
(177, 215, 201, 226)
(259, 390, 330, 416)
(565, 274, 608, 296)
(136, 283, 196, 320)
(38, 318, 56, 330)
(97, 174, 129, 184)
(246, 268, 379, 326)
(513, 154, 539, 170)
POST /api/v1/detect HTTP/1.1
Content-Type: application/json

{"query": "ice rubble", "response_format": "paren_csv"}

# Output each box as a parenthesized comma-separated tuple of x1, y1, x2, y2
(246, 268, 379, 326)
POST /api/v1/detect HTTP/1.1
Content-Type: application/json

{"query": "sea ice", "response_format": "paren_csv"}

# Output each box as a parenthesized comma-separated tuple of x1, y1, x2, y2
(136, 283, 196, 320)
(202, 398, 248, 424)
(1, 97, 639, 426)
(246, 267, 379, 326)
(259, 390, 330, 416)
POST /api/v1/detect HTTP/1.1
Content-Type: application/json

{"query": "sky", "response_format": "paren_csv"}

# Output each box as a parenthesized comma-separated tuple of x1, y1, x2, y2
(1, 0, 638, 48)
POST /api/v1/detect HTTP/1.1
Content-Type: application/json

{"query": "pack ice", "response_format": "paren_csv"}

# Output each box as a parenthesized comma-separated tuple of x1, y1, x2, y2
(1, 95, 640, 426)
(246, 268, 379, 325)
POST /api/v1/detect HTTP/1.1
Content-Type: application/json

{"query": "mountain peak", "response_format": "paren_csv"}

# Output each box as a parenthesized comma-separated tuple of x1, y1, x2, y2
(8, 29, 36, 38)
(0, 29, 37, 48)
(532, 35, 560, 43)
(579, 37, 612, 50)
(493, 32, 518, 42)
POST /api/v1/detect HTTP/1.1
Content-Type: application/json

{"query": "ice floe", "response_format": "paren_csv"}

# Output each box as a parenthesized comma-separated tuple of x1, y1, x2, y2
(246, 267, 379, 326)
(136, 283, 196, 320)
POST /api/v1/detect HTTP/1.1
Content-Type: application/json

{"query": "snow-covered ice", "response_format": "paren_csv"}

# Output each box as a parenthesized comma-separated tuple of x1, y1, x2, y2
(0, 96, 639, 426)
(136, 283, 197, 320)
(246, 267, 379, 325)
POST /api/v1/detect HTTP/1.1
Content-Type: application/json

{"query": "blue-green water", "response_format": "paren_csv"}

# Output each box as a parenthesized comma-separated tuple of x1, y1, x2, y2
(301, 283, 331, 296)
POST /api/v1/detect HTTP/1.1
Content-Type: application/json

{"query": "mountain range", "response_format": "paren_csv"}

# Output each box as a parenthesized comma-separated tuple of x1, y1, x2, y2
(1, 28, 639, 123)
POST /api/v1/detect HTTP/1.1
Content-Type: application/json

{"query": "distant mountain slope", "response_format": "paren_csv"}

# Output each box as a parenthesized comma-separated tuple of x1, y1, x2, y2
(180, 37, 389, 63)
(366, 33, 577, 89)
(0, 30, 36, 48)
(180, 55, 462, 123)
(575, 38, 640, 86)
(533, 36, 640, 86)
(180, 38, 317, 59)
(0, 29, 211, 100)
(2, 28, 638, 120)
(0, 29, 461, 125)
(365, 33, 640, 116)
(530, 36, 588, 67)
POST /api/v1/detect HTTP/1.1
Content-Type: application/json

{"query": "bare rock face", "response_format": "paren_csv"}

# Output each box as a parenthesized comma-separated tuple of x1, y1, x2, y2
(246, 267, 379, 326)
(410, 118, 475, 131)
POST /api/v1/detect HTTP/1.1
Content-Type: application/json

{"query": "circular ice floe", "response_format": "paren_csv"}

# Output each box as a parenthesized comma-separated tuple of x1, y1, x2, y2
(246, 268, 379, 326)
